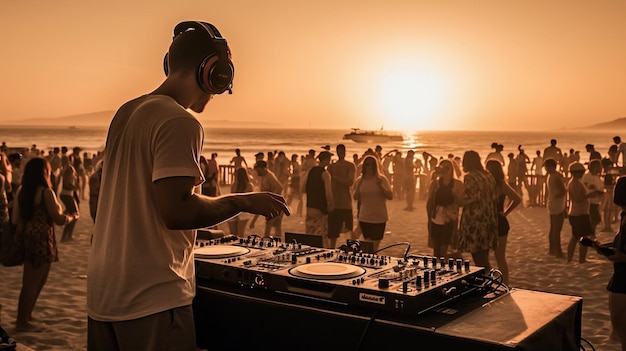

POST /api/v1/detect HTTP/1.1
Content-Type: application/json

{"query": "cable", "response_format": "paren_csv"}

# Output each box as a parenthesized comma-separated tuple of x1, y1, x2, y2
(579, 337, 596, 350)
(374, 241, 411, 258)
(355, 310, 379, 351)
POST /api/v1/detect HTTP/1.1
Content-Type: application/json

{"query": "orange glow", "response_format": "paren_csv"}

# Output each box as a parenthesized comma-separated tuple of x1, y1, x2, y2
(0, 1, 625, 131)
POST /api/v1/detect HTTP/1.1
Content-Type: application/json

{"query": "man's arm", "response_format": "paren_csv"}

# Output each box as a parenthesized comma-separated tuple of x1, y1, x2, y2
(154, 176, 289, 230)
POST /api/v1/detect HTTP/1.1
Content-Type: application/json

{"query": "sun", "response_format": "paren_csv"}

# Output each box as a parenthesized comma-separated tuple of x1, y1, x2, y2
(377, 68, 446, 132)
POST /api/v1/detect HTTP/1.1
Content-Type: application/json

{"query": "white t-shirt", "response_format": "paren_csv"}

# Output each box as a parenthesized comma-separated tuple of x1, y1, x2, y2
(581, 172, 603, 205)
(87, 95, 204, 321)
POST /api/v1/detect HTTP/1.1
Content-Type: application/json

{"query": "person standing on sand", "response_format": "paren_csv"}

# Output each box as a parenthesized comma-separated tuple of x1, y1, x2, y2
(228, 167, 254, 236)
(86, 21, 289, 351)
(274, 151, 290, 197)
(543, 139, 563, 172)
(392, 151, 404, 200)
(457, 150, 498, 273)
(601, 175, 626, 351)
(13, 157, 79, 332)
(403, 150, 416, 211)
(249, 160, 284, 238)
(301, 151, 333, 247)
(545, 158, 566, 258)
(49, 147, 62, 194)
(229, 148, 248, 170)
(566, 162, 599, 263)
(327, 144, 356, 248)
(59, 155, 80, 242)
(529, 150, 544, 207)
(582, 159, 605, 237)
(485, 159, 522, 286)
(426, 159, 464, 259)
(485, 142, 505, 166)
(353, 155, 393, 253)
(287, 154, 303, 216)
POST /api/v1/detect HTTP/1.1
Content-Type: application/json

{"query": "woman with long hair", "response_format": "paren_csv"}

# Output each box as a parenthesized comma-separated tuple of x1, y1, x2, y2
(457, 150, 499, 273)
(485, 159, 522, 285)
(426, 159, 465, 258)
(12, 157, 79, 331)
(353, 155, 393, 252)
(228, 167, 254, 236)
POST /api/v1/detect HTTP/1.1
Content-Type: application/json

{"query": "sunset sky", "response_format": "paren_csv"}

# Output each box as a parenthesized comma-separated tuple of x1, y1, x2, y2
(1, 0, 625, 132)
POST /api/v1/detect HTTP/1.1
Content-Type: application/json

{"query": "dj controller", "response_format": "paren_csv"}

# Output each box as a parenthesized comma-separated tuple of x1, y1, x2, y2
(194, 234, 487, 316)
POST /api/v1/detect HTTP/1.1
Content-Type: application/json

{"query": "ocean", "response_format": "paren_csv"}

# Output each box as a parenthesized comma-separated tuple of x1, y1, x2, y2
(0, 126, 621, 167)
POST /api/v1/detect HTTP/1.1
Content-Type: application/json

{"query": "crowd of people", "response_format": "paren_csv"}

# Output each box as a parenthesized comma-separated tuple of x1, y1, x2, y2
(0, 143, 102, 331)
(194, 136, 626, 283)
(3, 18, 625, 350)
(200, 137, 626, 349)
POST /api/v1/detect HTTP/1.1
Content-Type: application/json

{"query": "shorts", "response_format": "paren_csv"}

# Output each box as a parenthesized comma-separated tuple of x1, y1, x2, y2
(568, 214, 593, 238)
(359, 221, 386, 241)
(87, 305, 196, 351)
(306, 211, 328, 236)
(328, 209, 353, 239)
(429, 221, 454, 247)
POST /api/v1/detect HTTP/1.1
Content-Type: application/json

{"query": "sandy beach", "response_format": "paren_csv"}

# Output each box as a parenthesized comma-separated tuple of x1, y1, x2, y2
(0, 186, 623, 351)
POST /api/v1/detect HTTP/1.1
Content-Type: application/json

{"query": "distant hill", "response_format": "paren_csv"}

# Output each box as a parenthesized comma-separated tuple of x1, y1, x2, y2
(0, 110, 116, 127)
(0, 110, 277, 128)
(585, 117, 626, 131)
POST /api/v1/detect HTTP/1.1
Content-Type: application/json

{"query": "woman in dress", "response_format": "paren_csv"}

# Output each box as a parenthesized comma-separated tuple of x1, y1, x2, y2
(353, 155, 393, 252)
(12, 157, 78, 331)
(426, 159, 464, 258)
(485, 159, 522, 285)
(228, 167, 253, 236)
(457, 150, 499, 272)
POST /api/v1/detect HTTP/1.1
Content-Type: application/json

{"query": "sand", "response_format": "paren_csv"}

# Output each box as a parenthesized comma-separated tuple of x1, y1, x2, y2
(0, 188, 623, 351)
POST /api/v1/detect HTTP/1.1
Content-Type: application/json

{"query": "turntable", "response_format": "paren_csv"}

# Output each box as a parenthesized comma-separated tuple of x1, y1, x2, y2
(194, 236, 487, 316)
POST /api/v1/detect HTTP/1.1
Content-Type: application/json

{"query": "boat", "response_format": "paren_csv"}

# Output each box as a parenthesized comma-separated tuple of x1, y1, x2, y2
(342, 128, 404, 143)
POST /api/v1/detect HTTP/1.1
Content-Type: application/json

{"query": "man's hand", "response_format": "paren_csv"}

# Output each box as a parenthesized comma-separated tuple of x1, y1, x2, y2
(236, 192, 290, 220)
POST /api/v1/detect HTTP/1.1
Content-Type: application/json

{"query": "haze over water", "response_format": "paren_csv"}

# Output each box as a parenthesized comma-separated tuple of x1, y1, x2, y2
(0, 126, 621, 167)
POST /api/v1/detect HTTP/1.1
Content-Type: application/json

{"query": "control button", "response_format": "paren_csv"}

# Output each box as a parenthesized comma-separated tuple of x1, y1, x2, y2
(378, 278, 389, 289)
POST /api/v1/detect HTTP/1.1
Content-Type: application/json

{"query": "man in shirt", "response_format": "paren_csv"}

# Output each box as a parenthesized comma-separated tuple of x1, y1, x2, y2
(327, 144, 356, 248)
(87, 21, 289, 351)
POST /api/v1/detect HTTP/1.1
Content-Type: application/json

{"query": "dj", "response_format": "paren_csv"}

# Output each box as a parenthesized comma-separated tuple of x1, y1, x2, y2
(86, 21, 289, 350)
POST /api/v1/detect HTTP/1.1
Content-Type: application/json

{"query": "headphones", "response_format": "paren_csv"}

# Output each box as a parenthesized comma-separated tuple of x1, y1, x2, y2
(163, 21, 234, 94)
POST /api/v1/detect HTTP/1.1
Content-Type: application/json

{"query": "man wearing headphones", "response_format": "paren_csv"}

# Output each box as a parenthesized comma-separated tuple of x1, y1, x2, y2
(86, 21, 290, 350)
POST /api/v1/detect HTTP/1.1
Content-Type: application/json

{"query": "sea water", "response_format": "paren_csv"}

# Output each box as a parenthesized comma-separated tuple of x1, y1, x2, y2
(0, 126, 621, 167)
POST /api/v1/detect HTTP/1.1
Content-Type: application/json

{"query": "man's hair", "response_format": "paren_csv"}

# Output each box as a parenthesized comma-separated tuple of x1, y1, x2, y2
(544, 158, 557, 168)
(462, 150, 483, 172)
(167, 29, 218, 75)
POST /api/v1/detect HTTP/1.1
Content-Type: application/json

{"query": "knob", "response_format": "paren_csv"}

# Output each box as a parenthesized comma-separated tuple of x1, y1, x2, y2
(378, 278, 389, 289)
